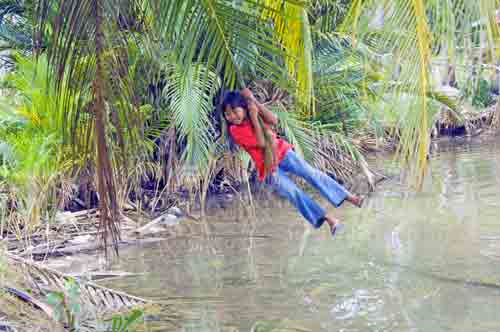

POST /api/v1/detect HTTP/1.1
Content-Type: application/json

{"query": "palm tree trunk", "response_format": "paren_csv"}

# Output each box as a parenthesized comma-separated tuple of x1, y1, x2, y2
(472, 30, 487, 93)
(441, 42, 456, 87)
(93, 0, 120, 256)
(464, 32, 474, 91)
(439, 42, 454, 130)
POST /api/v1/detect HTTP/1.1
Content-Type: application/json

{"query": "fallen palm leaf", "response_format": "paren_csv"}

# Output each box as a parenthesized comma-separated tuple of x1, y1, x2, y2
(2, 286, 55, 319)
(6, 253, 149, 312)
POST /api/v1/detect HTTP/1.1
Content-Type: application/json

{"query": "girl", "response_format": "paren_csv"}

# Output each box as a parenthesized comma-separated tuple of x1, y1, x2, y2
(223, 88, 364, 237)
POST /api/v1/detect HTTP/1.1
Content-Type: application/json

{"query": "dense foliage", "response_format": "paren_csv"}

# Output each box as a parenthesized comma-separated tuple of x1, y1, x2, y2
(1, 0, 499, 253)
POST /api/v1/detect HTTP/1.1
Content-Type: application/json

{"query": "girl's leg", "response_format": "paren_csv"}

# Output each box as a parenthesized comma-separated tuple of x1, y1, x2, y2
(268, 169, 327, 229)
(279, 150, 362, 208)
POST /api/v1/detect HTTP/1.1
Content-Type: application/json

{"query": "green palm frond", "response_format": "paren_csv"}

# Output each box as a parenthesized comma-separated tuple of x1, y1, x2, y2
(261, 0, 314, 115)
(342, 0, 500, 186)
(148, 0, 313, 116)
(426, 89, 460, 111)
(312, 34, 378, 135)
(308, 0, 352, 32)
(164, 62, 220, 173)
(0, 141, 14, 165)
(0, 54, 78, 234)
(0, 0, 32, 57)
(150, 0, 298, 88)
(274, 106, 315, 160)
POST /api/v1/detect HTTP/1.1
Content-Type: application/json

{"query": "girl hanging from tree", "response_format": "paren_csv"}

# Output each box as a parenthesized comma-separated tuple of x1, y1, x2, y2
(222, 88, 364, 237)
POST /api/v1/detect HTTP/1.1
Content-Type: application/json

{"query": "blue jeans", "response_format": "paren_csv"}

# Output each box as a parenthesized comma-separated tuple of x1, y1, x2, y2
(267, 150, 349, 228)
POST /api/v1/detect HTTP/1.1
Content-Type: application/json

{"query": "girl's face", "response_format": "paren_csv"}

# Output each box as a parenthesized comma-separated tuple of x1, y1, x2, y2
(224, 105, 247, 125)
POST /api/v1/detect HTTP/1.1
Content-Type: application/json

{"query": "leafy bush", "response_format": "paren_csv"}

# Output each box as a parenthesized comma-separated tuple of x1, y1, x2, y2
(472, 78, 495, 108)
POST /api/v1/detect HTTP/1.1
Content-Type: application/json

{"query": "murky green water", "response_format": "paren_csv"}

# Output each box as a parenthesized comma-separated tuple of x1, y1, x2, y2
(71, 137, 500, 331)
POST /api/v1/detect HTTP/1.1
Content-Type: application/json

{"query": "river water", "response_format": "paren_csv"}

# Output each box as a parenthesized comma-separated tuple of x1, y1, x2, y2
(64, 136, 500, 331)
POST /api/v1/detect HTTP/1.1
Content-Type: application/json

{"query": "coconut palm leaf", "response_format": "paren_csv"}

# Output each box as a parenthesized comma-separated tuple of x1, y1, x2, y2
(0, 54, 83, 237)
(150, 1, 277, 86)
(261, 0, 314, 115)
(7, 253, 150, 311)
(163, 62, 220, 173)
(312, 34, 379, 138)
(274, 107, 316, 160)
(308, 0, 352, 33)
(148, 0, 312, 101)
(342, 0, 500, 186)
(0, 0, 33, 58)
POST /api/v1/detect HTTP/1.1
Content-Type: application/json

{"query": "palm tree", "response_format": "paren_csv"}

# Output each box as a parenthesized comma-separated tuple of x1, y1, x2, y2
(29, 0, 314, 254)
(0, 54, 72, 232)
(0, 0, 34, 70)
(341, 0, 500, 186)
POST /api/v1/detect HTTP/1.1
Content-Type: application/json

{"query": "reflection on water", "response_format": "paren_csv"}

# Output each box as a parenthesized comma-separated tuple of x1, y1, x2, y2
(75, 137, 500, 331)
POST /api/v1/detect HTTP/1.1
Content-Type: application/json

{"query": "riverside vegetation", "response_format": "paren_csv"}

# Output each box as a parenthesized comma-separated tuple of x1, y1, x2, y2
(1, 0, 500, 331)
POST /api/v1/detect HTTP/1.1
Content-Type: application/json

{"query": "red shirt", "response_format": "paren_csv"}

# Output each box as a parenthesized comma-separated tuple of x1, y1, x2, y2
(229, 120, 292, 181)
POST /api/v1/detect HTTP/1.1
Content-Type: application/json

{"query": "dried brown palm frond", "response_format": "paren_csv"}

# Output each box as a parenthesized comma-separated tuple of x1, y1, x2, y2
(7, 253, 149, 311)
(0, 244, 61, 331)
(432, 105, 468, 136)
(160, 127, 180, 196)
(0, 290, 64, 332)
(490, 100, 500, 129)
(433, 102, 497, 136)
(351, 130, 398, 153)
(311, 130, 383, 191)
(2, 249, 180, 331)
(93, 1, 120, 258)
(467, 107, 495, 131)
(176, 156, 219, 216)
(249, 80, 294, 108)
(313, 133, 361, 182)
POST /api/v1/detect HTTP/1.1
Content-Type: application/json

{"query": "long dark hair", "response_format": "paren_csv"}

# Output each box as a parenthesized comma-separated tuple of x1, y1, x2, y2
(217, 90, 242, 152)
(221, 90, 248, 112)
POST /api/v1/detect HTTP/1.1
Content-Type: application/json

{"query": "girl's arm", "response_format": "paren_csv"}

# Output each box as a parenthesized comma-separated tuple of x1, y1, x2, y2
(241, 88, 278, 126)
(253, 100, 278, 126)
(248, 102, 266, 148)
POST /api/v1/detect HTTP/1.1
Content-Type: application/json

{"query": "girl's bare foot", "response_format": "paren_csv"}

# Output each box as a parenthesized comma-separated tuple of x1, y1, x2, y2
(324, 215, 344, 237)
(347, 194, 364, 208)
